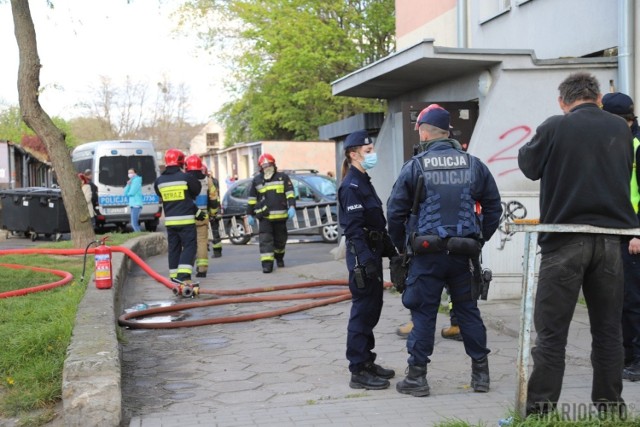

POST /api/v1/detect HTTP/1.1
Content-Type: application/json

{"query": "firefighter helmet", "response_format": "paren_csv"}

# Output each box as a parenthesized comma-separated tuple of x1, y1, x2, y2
(165, 149, 185, 167)
(258, 153, 276, 168)
(185, 154, 203, 172)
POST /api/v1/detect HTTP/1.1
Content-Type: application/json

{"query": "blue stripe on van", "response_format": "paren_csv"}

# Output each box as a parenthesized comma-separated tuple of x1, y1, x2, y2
(99, 194, 160, 206)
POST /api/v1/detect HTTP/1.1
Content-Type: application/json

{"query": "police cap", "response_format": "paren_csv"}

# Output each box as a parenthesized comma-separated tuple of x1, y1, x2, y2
(418, 107, 450, 131)
(344, 130, 373, 149)
(602, 92, 635, 117)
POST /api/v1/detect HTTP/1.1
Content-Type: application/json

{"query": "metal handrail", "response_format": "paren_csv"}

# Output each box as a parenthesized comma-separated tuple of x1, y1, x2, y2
(504, 222, 640, 418)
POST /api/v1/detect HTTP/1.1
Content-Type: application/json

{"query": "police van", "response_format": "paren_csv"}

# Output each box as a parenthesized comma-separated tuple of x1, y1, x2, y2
(71, 140, 162, 231)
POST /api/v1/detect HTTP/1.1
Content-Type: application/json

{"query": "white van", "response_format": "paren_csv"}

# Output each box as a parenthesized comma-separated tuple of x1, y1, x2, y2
(71, 140, 162, 231)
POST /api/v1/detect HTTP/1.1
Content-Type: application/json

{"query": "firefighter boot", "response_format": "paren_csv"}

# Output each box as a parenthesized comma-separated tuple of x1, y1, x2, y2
(396, 321, 414, 338)
(262, 261, 273, 274)
(196, 271, 207, 278)
(396, 365, 430, 397)
(349, 370, 390, 390)
(212, 248, 222, 258)
(471, 356, 490, 392)
(441, 325, 463, 341)
(276, 258, 285, 268)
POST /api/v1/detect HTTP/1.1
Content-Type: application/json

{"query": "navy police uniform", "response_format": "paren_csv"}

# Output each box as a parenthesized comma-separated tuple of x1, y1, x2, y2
(154, 166, 201, 281)
(339, 130, 396, 390)
(387, 109, 501, 395)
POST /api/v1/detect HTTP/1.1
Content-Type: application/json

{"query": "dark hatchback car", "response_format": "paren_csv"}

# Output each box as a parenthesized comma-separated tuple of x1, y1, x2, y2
(221, 170, 339, 244)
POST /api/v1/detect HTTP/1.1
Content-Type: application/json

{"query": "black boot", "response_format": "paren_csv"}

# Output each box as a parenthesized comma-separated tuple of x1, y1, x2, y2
(623, 360, 640, 381)
(471, 356, 490, 392)
(349, 370, 390, 390)
(262, 261, 273, 273)
(364, 361, 395, 379)
(276, 258, 284, 268)
(396, 365, 430, 397)
(195, 271, 207, 278)
(212, 249, 222, 258)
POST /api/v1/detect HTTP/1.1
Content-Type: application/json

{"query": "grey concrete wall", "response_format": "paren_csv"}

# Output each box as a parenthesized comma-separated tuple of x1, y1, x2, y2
(62, 233, 167, 427)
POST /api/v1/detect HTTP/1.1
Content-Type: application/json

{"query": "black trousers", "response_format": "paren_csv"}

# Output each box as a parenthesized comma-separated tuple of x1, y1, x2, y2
(527, 234, 625, 414)
(167, 224, 197, 281)
(258, 219, 288, 264)
(621, 242, 640, 365)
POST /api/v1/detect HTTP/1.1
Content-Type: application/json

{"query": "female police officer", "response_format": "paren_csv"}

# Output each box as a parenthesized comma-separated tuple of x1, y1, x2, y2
(339, 129, 396, 390)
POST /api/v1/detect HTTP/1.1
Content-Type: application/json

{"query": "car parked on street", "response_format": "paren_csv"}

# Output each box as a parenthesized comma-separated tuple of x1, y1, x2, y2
(221, 170, 339, 244)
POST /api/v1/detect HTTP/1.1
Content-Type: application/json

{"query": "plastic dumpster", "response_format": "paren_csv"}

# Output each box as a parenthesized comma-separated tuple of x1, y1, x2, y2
(28, 188, 70, 241)
(0, 187, 41, 238)
(0, 187, 69, 240)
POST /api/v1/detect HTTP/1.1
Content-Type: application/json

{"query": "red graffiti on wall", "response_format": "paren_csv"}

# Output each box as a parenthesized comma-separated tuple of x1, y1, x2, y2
(487, 125, 532, 177)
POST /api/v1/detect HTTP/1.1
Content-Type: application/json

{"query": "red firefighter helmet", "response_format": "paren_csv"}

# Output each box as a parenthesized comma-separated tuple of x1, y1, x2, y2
(258, 153, 276, 168)
(185, 154, 203, 172)
(165, 149, 185, 167)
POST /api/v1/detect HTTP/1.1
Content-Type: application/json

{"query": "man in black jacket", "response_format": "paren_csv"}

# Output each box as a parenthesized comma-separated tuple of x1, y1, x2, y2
(518, 72, 638, 417)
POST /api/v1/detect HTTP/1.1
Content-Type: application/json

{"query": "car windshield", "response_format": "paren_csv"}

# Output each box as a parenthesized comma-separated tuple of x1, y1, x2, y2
(303, 175, 336, 197)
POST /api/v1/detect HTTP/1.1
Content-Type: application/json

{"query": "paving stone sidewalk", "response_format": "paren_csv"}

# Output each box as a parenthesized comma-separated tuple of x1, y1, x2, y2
(120, 244, 640, 427)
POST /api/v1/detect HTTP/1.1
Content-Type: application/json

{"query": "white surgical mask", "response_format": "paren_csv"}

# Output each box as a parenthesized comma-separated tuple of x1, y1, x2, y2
(128, 173, 135, 179)
(263, 166, 275, 179)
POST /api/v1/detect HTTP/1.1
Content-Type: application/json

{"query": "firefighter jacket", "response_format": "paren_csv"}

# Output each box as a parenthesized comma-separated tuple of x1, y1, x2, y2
(208, 177, 221, 217)
(387, 139, 502, 250)
(154, 166, 201, 227)
(247, 170, 295, 221)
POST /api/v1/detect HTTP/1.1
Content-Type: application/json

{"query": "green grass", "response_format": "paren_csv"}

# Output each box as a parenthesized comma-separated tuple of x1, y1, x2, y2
(0, 233, 137, 419)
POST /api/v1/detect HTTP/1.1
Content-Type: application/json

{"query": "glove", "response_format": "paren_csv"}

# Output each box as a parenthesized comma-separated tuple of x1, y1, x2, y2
(363, 259, 380, 281)
(247, 215, 256, 226)
(287, 206, 296, 220)
(382, 233, 399, 258)
(389, 255, 408, 293)
(195, 209, 207, 221)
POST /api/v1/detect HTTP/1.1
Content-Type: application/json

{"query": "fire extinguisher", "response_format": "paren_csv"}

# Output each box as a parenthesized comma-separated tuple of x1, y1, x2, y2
(94, 238, 113, 289)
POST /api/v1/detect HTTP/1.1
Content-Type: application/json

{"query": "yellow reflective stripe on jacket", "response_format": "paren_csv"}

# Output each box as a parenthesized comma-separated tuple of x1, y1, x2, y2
(248, 196, 257, 206)
(258, 181, 285, 193)
(286, 190, 295, 200)
(265, 210, 288, 220)
(165, 215, 196, 226)
(632, 137, 640, 213)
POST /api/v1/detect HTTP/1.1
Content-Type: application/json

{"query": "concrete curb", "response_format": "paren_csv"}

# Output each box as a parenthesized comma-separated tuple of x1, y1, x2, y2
(61, 233, 167, 427)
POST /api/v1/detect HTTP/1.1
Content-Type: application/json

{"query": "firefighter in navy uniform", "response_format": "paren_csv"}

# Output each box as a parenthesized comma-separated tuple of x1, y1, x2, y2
(246, 153, 296, 273)
(339, 129, 397, 390)
(387, 107, 502, 396)
(185, 155, 212, 278)
(154, 149, 201, 290)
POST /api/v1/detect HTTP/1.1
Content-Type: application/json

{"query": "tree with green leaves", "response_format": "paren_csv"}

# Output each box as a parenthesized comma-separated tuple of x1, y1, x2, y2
(178, 0, 395, 145)
(0, 105, 77, 148)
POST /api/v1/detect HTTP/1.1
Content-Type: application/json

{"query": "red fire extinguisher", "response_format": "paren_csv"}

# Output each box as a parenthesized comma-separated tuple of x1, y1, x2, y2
(94, 238, 113, 289)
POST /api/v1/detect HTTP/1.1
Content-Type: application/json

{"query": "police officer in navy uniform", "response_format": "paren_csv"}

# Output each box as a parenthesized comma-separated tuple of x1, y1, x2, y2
(387, 107, 502, 396)
(154, 149, 202, 286)
(339, 129, 396, 390)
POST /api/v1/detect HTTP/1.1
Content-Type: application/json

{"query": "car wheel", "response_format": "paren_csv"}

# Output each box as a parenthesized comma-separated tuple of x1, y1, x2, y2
(228, 220, 251, 245)
(320, 218, 339, 243)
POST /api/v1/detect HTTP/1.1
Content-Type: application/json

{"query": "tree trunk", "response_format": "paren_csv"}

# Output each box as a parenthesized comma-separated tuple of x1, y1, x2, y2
(10, 0, 96, 248)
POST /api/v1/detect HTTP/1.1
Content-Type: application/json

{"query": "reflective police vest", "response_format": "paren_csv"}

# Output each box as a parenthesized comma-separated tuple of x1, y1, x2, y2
(416, 147, 480, 238)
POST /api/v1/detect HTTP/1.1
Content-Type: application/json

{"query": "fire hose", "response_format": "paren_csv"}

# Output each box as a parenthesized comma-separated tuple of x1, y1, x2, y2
(0, 245, 393, 328)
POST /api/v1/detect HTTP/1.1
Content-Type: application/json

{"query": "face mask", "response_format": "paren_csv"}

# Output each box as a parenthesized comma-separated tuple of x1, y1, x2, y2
(128, 173, 135, 179)
(263, 166, 275, 179)
(361, 152, 377, 170)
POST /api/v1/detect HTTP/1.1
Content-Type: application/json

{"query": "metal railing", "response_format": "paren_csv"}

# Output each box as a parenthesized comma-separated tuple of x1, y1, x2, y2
(504, 222, 640, 418)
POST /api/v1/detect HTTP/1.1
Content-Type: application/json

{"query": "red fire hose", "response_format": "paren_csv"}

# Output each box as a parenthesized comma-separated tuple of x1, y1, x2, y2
(0, 245, 391, 329)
